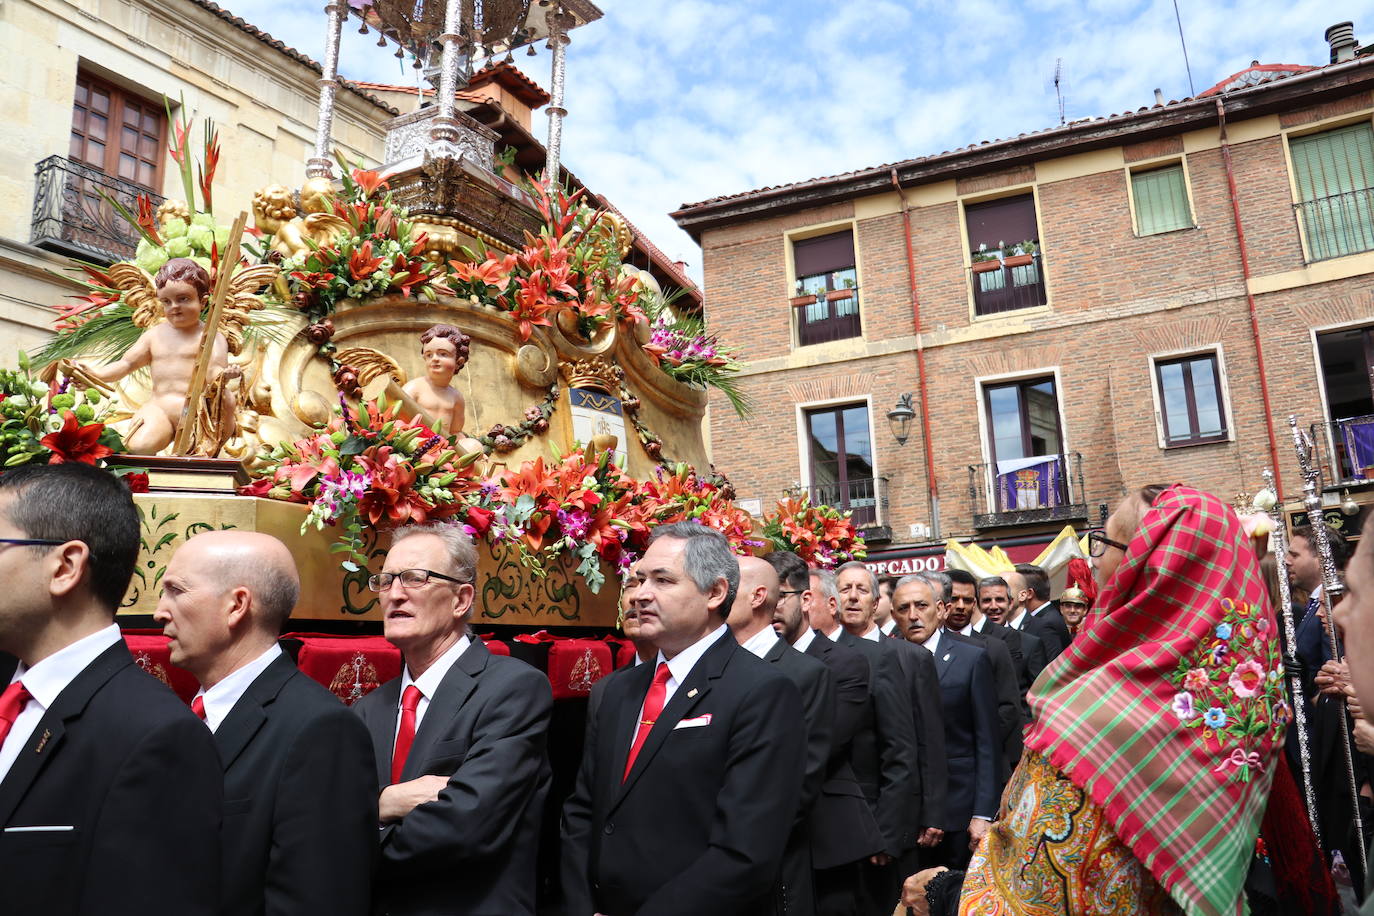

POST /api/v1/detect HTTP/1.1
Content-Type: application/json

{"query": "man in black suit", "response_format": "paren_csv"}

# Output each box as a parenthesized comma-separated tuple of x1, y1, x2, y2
(1014, 563, 1072, 660)
(1005, 569, 1065, 662)
(892, 573, 1000, 870)
(0, 462, 221, 915)
(728, 555, 834, 916)
(767, 551, 884, 916)
(562, 522, 805, 916)
(977, 574, 1047, 695)
(834, 562, 942, 914)
(155, 530, 378, 916)
(939, 569, 1024, 773)
(354, 523, 553, 916)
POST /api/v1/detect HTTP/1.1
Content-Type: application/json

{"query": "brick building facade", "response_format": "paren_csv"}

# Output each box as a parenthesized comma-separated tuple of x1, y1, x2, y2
(674, 26, 1374, 569)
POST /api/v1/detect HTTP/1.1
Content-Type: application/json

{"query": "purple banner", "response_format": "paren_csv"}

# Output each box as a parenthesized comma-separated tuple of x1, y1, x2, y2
(995, 456, 1062, 512)
(1340, 417, 1374, 478)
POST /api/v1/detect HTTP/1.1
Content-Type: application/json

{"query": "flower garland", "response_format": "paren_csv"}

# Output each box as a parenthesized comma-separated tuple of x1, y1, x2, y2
(761, 495, 867, 567)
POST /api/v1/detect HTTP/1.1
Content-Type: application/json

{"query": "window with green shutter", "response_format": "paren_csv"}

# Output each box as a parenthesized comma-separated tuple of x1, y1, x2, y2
(1131, 164, 1193, 235)
(1290, 122, 1374, 261)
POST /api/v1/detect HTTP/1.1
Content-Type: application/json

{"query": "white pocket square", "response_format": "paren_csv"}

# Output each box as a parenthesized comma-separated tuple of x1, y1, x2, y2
(4, 825, 75, 832)
(673, 714, 712, 730)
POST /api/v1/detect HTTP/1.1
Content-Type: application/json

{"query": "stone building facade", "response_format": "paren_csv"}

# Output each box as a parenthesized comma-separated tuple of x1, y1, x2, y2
(674, 27, 1374, 568)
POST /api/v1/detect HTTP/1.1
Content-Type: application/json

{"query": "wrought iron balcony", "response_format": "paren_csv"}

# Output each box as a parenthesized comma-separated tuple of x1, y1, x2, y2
(794, 285, 862, 346)
(967, 452, 1088, 528)
(1309, 415, 1374, 487)
(970, 252, 1047, 316)
(807, 475, 890, 540)
(1295, 188, 1374, 262)
(30, 155, 162, 263)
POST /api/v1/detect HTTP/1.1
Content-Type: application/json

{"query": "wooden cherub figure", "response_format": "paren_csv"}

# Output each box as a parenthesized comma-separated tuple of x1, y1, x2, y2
(402, 324, 470, 436)
(74, 258, 240, 455)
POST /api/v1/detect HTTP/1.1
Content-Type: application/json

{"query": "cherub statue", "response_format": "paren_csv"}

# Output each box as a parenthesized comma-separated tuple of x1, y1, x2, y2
(403, 324, 471, 437)
(251, 179, 350, 260)
(66, 258, 241, 456)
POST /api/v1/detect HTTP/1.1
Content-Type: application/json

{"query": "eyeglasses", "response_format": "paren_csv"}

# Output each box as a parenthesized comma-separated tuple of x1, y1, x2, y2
(367, 568, 466, 592)
(779, 589, 805, 599)
(1087, 530, 1129, 558)
(0, 537, 67, 549)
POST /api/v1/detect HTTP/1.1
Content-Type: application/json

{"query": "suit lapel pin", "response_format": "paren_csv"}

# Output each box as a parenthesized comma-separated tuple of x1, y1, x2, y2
(943, 653, 952, 662)
(34, 729, 51, 753)
(687, 688, 698, 698)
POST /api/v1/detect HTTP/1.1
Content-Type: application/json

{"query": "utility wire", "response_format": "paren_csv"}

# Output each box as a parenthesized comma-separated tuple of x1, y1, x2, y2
(1173, 0, 1197, 97)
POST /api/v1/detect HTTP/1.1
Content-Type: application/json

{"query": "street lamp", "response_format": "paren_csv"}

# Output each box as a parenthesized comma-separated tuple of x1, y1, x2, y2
(887, 393, 915, 446)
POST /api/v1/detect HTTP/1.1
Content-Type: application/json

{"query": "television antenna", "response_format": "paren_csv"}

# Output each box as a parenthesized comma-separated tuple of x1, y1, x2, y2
(1053, 58, 1066, 125)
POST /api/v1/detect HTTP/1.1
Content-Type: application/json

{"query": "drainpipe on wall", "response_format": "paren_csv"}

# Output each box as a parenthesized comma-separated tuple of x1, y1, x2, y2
(1215, 98, 1285, 497)
(891, 168, 941, 539)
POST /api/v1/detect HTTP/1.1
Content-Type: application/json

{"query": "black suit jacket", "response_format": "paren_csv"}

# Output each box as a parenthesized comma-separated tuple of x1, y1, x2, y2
(945, 630, 1023, 779)
(763, 637, 834, 916)
(354, 638, 553, 916)
(881, 635, 948, 834)
(801, 634, 885, 870)
(835, 630, 918, 856)
(983, 619, 1045, 702)
(0, 642, 222, 915)
(1018, 611, 1064, 664)
(926, 634, 1000, 829)
(561, 630, 806, 916)
(1030, 603, 1072, 660)
(215, 651, 378, 916)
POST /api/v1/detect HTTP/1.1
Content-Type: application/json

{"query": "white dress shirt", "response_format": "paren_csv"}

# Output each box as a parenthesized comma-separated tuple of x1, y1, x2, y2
(652, 623, 728, 711)
(972, 617, 988, 634)
(396, 634, 471, 745)
(956, 623, 973, 637)
(921, 628, 942, 658)
(792, 628, 817, 655)
(1, 624, 121, 781)
(739, 626, 780, 660)
(859, 624, 882, 642)
(1004, 609, 1028, 630)
(879, 619, 897, 636)
(824, 626, 843, 642)
(193, 643, 283, 733)
(1030, 601, 1053, 618)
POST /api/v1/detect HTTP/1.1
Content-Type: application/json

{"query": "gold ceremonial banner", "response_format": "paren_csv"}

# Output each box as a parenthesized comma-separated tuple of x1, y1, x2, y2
(120, 492, 619, 627)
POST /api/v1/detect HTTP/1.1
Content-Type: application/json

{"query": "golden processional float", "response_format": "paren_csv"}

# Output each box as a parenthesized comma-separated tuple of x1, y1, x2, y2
(4, 0, 868, 632)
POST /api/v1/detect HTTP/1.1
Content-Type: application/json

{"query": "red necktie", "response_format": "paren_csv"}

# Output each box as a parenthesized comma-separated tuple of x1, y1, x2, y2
(391, 685, 423, 784)
(0, 681, 33, 747)
(190, 695, 206, 721)
(624, 663, 671, 781)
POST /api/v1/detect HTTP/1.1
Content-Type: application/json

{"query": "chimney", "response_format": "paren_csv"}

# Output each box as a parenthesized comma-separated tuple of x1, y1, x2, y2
(1153, 88, 1165, 105)
(1327, 21, 1358, 64)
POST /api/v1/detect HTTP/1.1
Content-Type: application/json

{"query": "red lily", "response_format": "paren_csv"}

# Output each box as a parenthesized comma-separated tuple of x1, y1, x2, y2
(40, 411, 113, 465)
(349, 241, 384, 281)
(135, 195, 163, 246)
(198, 122, 220, 213)
(351, 168, 389, 199)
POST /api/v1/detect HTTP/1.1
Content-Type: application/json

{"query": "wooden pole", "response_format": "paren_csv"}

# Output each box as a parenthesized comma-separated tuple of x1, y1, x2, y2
(171, 210, 247, 456)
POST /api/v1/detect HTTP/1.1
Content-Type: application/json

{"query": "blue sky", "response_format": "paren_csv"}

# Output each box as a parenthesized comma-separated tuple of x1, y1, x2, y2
(224, 0, 1374, 279)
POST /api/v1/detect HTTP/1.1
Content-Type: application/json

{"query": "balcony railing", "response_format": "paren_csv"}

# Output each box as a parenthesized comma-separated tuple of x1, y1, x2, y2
(795, 286, 862, 346)
(1310, 415, 1374, 486)
(967, 452, 1088, 528)
(30, 155, 162, 263)
(1295, 188, 1374, 262)
(970, 252, 1047, 316)
(807, 475, 889, 537)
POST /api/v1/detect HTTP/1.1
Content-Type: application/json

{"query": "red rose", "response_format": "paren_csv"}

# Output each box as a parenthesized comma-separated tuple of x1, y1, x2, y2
(464, 506, 494, 537)
(124, 472, 150, 493)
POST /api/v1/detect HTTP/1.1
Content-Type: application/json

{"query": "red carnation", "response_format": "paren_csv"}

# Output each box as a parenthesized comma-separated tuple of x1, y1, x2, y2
(40, 411, 113, 465)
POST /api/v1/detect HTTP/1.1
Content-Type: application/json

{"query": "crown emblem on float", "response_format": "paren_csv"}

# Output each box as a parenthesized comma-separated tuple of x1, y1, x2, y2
(560, 357, 623, 394)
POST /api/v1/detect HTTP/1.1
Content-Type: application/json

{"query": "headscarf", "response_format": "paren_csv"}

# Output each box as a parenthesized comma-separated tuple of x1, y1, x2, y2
(1023, 486, 1286, 916)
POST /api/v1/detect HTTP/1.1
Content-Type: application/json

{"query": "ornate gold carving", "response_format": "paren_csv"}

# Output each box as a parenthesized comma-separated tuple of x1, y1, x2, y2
(559, 356, 622, 394)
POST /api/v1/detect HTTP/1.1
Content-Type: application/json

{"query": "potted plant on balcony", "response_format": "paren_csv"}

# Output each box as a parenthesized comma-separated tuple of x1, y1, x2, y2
(1003, 239, 1038, 269)
(789, 279, 817, 308)
(971, 243, 1001, 274)
(825, 275, 856, 302)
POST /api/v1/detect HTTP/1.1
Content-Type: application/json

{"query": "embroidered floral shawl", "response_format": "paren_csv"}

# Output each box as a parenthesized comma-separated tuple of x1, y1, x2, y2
(1022, 486, 1287, 916)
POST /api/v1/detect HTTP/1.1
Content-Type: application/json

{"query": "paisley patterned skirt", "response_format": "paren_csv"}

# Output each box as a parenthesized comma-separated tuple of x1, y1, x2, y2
(959, 750, 1181, 916)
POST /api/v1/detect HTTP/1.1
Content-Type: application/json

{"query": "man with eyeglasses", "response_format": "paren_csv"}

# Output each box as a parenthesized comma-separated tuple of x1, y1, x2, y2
(353, 522, 553, 916)
(154, 530, 377, 916)
(0, 462, 222, 915)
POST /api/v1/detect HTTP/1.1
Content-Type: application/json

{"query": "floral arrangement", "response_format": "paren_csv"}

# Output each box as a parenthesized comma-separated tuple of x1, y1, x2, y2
(637, 463, 760, 553)
(1168, 597, 1288, 783)
(642, 310, 751, 417)
(0, 357, 126, 469)
(240, 397, 484, 570)
(271, 166, 446, 323)
(761, 495, 867, 567)
(446, 182, 648, 342)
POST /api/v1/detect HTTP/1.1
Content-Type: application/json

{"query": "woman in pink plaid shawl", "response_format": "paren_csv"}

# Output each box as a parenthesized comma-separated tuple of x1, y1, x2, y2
(903, 484, 1288, 916)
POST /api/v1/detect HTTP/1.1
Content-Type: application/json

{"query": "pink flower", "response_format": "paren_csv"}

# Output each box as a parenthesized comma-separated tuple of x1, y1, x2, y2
(1183, 668, 1210, 692)
(1229, 660, 1266, 699)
